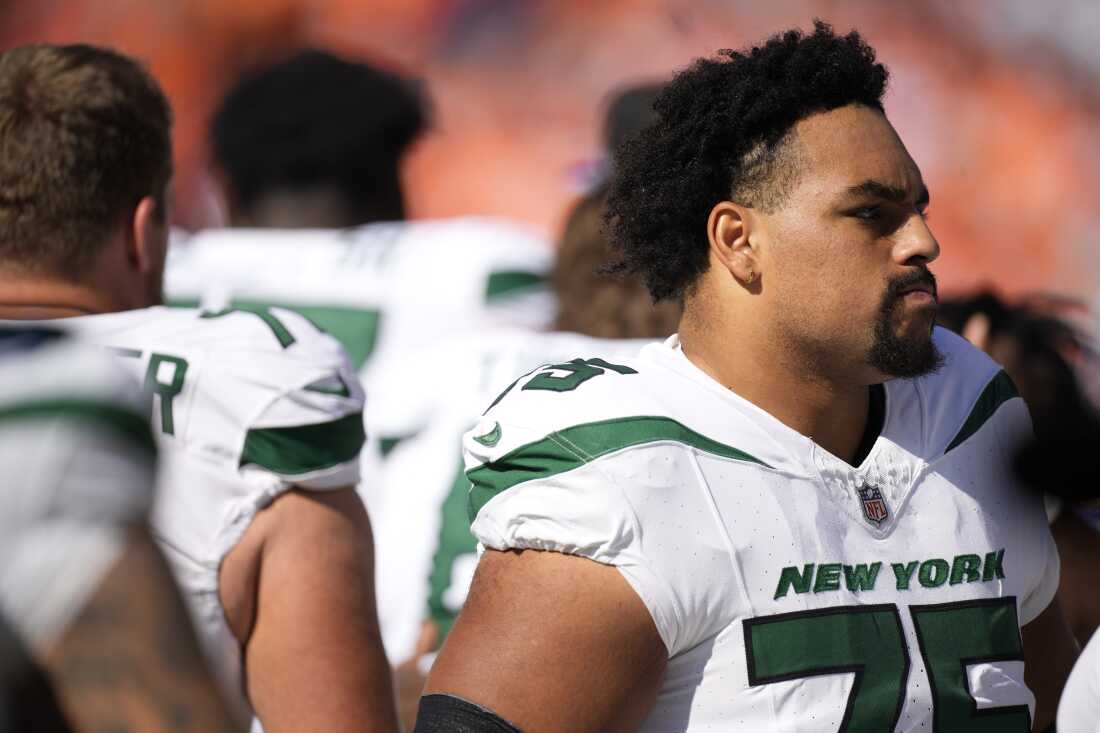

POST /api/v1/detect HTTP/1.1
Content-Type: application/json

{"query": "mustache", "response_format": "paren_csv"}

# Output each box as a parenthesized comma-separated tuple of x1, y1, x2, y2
(886, 268, 938, 301)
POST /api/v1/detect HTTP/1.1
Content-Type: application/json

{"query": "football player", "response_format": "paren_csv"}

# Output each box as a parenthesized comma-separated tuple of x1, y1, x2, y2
(0, 45, 398, 731)
(168, 50, 553, 672)
(418, 22, 1077, 732)
(0, 328, 241, 732)
(371, 184, 679, 726)
(168, 48, 554, 384)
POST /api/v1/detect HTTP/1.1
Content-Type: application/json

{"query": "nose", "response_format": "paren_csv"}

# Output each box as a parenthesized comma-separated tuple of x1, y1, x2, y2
(895, 213, 940, 267)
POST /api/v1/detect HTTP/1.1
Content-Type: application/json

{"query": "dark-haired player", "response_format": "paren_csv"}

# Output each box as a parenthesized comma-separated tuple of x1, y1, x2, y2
(168, 59, 554, 613)
(0, 45, 397, 732)
(372, 183, 679, 727)
(210, 49, 424, 229)
(169, 49, 552, 381)
(167, 49, 553, 669)
(419, 22, 1076, 731)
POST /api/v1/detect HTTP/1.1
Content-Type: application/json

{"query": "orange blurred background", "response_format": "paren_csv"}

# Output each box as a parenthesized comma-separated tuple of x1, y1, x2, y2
(4, 0, 1098, 298)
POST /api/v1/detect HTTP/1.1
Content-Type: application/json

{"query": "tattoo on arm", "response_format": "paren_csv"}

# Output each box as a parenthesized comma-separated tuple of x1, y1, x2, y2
(42, 528, 244, 733)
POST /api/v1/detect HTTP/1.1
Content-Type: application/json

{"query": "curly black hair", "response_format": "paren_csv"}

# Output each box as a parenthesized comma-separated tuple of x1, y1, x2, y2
(211, 48, 427, 219)
(604, 21, 889, 302)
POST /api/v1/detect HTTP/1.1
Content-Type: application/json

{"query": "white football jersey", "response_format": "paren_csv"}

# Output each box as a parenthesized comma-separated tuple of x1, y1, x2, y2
(466, 328, 1058, 732)
(366, 328, 652, 661)
(60, 306, 365, 713)
(1059, 628, 1100, 733)
(0, 329, 154, 654)
(164, 218, 555, 383)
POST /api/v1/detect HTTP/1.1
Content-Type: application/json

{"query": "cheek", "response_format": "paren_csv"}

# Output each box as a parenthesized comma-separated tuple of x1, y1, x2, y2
(768, 232, 885, 334)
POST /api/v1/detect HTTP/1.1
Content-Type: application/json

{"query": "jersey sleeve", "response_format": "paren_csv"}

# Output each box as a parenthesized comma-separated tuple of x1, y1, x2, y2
(464, 375, 732, 658)
(234, 307, 366, 491)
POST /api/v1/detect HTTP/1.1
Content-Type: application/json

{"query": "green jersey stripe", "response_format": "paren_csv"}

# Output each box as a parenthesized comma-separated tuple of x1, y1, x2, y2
(467, 415, 769, 521)
(0, 398, 155, 454)
(200, 307, 297, 348)
(227, 302, 381, 369)
(241, 412, 365, 476)
(944, 370, 1019, 454)
(485, 270, 546, 300)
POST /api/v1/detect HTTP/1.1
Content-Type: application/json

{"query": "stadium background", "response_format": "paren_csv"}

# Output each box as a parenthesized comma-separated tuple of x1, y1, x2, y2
(4, 0, 1099, 297)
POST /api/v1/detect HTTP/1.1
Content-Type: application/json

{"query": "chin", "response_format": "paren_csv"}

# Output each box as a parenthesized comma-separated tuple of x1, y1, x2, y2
(869, 321, 944, 380)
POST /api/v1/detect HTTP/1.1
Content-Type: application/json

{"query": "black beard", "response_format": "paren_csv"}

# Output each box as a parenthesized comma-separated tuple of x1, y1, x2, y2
(866, 269, 944, 379)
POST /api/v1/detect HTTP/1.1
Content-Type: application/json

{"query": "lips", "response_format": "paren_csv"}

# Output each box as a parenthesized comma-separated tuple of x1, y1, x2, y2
(900, 283, 936, 298)
(890, 270, 938, 303)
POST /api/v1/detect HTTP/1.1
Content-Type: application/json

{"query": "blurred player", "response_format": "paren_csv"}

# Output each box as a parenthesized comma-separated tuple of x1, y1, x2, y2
(940, 292, 1100, 646)
(376, 184, 679, 725)
(1020, 408, 1100, 733)
(167, 49, 553, 673)
(168, 49, 553, 385)
(0, 328, 241, 732)
(419, 23, 1076, 731)
(378, 76, 674, 664)
(985, 299, 1100, 733)
(212, 48, 421, 229)
(0, 44, 397, 732)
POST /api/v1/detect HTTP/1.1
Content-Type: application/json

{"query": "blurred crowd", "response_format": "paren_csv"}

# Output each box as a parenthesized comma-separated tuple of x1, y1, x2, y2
(2, 1, 1098, 294)
(2, 5, 1100, 733)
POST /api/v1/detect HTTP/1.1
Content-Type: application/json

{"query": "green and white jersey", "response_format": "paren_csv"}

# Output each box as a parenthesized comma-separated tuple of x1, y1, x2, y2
(0, 329, 155, 655)
(164, 218, 554, 382)
(365, 328, 650, 662)
(62, 306, 365, 712)
(466, 328, 1058, 732)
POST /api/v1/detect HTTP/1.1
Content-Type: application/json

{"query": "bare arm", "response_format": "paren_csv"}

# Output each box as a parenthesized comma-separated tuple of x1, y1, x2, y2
(423, 549, 667, 733)
(1023, 596, 1079, 732)
(43, 528, 244, 733)
(226, 487, 399, 733)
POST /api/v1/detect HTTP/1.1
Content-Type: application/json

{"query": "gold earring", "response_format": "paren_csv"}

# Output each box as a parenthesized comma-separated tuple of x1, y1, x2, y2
(745, 269, 756, 284)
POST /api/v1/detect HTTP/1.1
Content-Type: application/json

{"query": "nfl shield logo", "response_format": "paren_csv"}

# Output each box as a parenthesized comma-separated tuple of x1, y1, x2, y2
(857, 484, 889, 525)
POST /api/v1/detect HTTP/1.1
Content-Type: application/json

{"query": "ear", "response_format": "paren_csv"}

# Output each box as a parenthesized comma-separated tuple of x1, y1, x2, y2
(707, 200, 760, 287)
(127, 194, 166, 275)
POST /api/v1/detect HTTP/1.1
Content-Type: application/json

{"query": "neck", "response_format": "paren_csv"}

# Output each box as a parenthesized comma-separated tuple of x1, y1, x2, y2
(679, 304, 872, 465)
(234, 188, 404, 229)
(0, 273, 123, 320)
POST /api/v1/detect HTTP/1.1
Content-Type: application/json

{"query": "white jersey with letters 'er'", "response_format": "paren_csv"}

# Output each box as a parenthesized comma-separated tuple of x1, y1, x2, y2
(366, 328, 652, 661)
(0, 329, 155, 654)
(466, 328, 1058, 732)
(64, 306, 365, 715)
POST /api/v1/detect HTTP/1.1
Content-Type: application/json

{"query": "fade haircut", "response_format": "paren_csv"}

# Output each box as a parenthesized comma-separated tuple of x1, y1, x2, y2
(605, 21, 888, 302)
(0, 44, 173, 278)
(211, 49, 428, 219)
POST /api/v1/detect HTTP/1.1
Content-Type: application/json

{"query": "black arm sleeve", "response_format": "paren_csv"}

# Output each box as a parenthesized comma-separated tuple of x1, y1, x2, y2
(414, 694, 524, 733)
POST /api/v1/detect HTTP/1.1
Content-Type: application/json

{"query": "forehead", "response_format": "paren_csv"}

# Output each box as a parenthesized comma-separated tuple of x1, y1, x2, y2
(788, 104, 923, 196)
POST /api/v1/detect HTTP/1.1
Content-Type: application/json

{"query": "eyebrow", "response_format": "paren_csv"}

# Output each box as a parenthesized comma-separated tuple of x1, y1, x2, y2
(846, 179, 930, 206)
